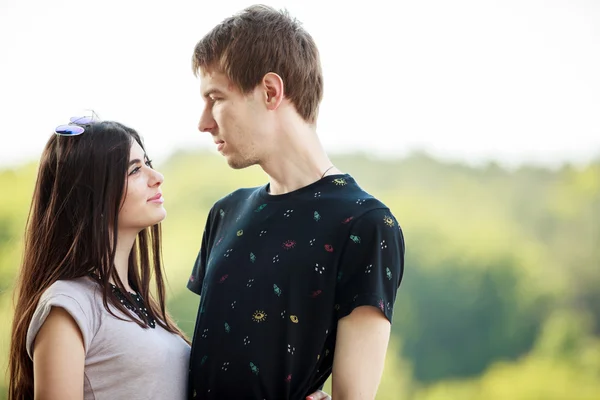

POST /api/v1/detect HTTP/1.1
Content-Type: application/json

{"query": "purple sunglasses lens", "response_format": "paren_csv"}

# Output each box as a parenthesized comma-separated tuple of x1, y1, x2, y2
(70, 115, 95, 124)
(55, 125, 85, 136)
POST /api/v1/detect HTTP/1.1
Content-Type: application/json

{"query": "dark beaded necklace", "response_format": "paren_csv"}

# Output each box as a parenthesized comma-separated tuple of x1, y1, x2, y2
(109, 283, 156, 329)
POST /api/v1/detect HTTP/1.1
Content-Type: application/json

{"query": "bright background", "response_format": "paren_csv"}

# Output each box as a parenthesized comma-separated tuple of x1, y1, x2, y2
(1, 1, 599, 399)
(1, 0, 599, 168)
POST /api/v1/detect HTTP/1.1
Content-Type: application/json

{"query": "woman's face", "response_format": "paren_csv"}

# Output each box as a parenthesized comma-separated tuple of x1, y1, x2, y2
(118, 140, 166, 233)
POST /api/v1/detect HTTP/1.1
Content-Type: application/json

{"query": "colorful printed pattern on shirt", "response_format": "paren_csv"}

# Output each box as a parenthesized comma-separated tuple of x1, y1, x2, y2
(187, 175, 405, 400)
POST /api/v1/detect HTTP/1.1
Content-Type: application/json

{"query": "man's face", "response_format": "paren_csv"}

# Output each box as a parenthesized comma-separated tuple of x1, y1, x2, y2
(198, 69, 269, 169)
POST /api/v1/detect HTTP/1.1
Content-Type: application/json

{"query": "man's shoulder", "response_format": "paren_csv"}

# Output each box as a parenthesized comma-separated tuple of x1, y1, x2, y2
(209, 186, 263, 211)
(326, 175, 391, 214)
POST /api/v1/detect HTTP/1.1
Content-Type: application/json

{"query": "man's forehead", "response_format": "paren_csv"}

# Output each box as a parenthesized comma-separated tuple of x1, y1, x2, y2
(199, 69, 238, 94)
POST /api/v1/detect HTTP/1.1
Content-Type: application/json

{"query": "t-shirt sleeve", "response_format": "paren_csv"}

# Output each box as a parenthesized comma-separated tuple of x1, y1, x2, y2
(335, 207, 405, 323)
(26, 285, 98, 359)
(187, 211, 213, 295)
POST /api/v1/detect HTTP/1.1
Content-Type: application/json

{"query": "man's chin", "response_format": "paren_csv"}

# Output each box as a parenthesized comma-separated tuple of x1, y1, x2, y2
(226, 155, 258, 170)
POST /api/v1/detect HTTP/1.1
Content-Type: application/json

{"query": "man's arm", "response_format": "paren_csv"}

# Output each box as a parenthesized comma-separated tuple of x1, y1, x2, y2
(331, 306, 391, 400)
(331, 207, 404, 399)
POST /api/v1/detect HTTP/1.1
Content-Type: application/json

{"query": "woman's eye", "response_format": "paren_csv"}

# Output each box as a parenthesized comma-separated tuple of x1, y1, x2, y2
(145, 159, 153, 168)
(129, 166, 141, 175)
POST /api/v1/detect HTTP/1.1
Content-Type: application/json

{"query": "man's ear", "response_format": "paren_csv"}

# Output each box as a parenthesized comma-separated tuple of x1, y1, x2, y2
(262, 72, 284, 111)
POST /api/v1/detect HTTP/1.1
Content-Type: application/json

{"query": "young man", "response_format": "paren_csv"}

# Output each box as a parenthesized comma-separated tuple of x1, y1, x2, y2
(187, 5, 405, 399)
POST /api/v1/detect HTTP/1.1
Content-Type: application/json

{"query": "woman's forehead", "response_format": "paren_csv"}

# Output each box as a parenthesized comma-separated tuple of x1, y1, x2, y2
(129, 141, 146, 159)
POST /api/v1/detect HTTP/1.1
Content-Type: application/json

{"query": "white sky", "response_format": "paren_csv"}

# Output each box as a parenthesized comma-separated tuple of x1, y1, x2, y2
(0, 0, 598, 169)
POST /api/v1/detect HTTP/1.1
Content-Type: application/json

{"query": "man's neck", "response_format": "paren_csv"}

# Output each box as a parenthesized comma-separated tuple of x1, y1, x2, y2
(261, 123, 340, 195)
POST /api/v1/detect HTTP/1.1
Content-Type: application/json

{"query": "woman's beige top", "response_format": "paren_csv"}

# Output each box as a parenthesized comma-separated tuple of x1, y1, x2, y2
(27, 276, 191, 400)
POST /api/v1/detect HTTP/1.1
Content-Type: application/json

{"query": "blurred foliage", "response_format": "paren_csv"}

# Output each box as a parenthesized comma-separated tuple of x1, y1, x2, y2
(1, 150, 599, 399)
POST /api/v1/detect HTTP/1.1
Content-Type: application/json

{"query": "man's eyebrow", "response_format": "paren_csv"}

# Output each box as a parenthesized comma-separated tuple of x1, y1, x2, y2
(202, 88, 223, 98)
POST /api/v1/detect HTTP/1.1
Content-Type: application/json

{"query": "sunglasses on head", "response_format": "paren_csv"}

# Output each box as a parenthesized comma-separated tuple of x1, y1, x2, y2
(54, 110, 101, 136)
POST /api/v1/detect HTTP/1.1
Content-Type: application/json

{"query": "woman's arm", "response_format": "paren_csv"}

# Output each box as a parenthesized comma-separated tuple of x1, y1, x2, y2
(32, 307, 85, 400)
(306, 389, 331, 400)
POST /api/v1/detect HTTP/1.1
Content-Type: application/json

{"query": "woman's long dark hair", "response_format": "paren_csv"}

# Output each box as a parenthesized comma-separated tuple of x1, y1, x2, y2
(8, 121, 188, 400)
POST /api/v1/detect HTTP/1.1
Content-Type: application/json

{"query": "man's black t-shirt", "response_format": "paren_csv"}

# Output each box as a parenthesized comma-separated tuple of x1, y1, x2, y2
(187, 174, 405, 399)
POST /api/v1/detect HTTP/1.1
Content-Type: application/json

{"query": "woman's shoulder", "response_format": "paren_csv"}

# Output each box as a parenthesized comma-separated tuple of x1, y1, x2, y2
(44, 275, 100, 297)
(27, 276, 103, 358)
(41, 276, 103, 313)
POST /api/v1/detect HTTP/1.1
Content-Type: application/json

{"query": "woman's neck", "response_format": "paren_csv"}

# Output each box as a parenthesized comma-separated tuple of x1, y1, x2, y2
(111, 230, 137, 293)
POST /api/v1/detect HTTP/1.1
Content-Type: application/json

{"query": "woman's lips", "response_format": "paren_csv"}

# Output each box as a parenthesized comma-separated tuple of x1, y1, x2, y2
(147, 193, 164, 203)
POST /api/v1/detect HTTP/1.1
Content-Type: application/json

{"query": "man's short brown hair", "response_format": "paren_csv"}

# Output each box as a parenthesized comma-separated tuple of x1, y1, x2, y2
(192, 4, 323, 124)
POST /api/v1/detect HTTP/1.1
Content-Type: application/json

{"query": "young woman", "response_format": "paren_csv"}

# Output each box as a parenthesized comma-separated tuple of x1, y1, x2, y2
(8, 116, 190, 399)
(8, 115, 331, 400)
